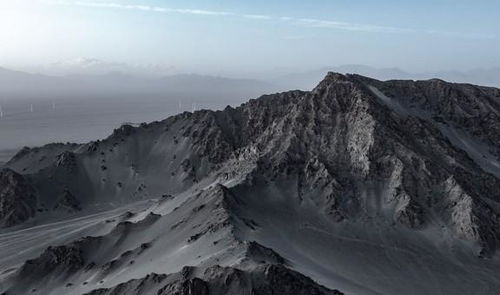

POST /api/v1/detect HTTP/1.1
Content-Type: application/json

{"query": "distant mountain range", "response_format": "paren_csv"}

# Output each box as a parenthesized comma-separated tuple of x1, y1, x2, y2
(3, 63, 500, 96)
(28, 58, 177, 77)
(0, 67, 276, 99)
(273, 64, 500, 90)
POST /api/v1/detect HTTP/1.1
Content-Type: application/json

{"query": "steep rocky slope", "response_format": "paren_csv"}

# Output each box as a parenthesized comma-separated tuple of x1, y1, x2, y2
(0, 169, 37, 227)
(2, 73, 500, 294)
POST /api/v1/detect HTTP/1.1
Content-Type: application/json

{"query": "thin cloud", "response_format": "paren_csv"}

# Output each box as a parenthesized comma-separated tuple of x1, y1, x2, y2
(170, 9, 232, 16)
(297, 18, 413, 33)
(46, 1, 495, 39)
(296, 17, 494, 39)
(243, 14, 271, 20)
(71, 1, 232, 16)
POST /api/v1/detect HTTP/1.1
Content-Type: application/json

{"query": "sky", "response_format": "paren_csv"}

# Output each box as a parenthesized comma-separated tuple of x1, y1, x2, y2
(0, 0, 499, 77)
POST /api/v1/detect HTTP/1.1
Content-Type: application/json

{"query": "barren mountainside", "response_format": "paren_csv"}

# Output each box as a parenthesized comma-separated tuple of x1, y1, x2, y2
(1, 73, 500, 295)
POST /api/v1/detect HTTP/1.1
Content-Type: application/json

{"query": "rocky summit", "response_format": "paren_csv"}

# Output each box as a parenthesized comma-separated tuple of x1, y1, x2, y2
(1, 73, 500, 295)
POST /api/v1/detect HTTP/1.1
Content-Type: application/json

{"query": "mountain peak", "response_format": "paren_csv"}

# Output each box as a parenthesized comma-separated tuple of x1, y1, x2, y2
(312, 72, 367, 92)
(321, 72, 354, 84)
(3, 75, 500, 295)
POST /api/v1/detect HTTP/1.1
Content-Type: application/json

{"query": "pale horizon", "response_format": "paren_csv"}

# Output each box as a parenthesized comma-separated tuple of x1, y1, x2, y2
(1, 0, 499, 77)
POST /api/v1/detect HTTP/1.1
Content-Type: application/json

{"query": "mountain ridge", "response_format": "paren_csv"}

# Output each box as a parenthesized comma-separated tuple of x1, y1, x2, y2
(2, 72, 500, 294)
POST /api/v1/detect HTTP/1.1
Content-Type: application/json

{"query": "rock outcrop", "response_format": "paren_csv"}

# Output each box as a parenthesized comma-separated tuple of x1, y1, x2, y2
(85, 265, 343, 295)
(3, 73, 500, 294)
(0, 168, 37, 227)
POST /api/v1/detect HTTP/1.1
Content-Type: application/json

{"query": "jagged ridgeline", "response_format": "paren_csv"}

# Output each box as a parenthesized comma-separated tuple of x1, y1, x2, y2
(1, 73, 500, 295)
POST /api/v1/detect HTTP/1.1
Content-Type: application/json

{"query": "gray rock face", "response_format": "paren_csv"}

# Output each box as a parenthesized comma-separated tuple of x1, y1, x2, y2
(19, 236, 102, 278)
(3, 73, 500, 294)
(53, 189, 81, 212)
(0, 168, 37, 227)
(55, 151, 77, 172)
(85, 265, 343, 295)
(84, 273, 168, 295)
(195, 72, 500, 256)
(361, 77, 500, 158)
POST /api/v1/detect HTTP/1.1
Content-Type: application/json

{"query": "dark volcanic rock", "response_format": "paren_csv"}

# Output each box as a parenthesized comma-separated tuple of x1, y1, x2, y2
(0, 168, 37, 227)
(112, 124, 136, 138)
(157, 277, 209, 295)
(83, 265, 343, 295)
(53, 189, 81, 213)
(19, 236, 102, 278)
(254, 264, 344, 295)
(85, 273, 168, 295)
(55, 151, 77, 171)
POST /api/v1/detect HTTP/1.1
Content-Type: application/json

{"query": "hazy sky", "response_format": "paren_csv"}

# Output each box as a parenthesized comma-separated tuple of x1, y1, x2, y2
(1, 0, 499, 76)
